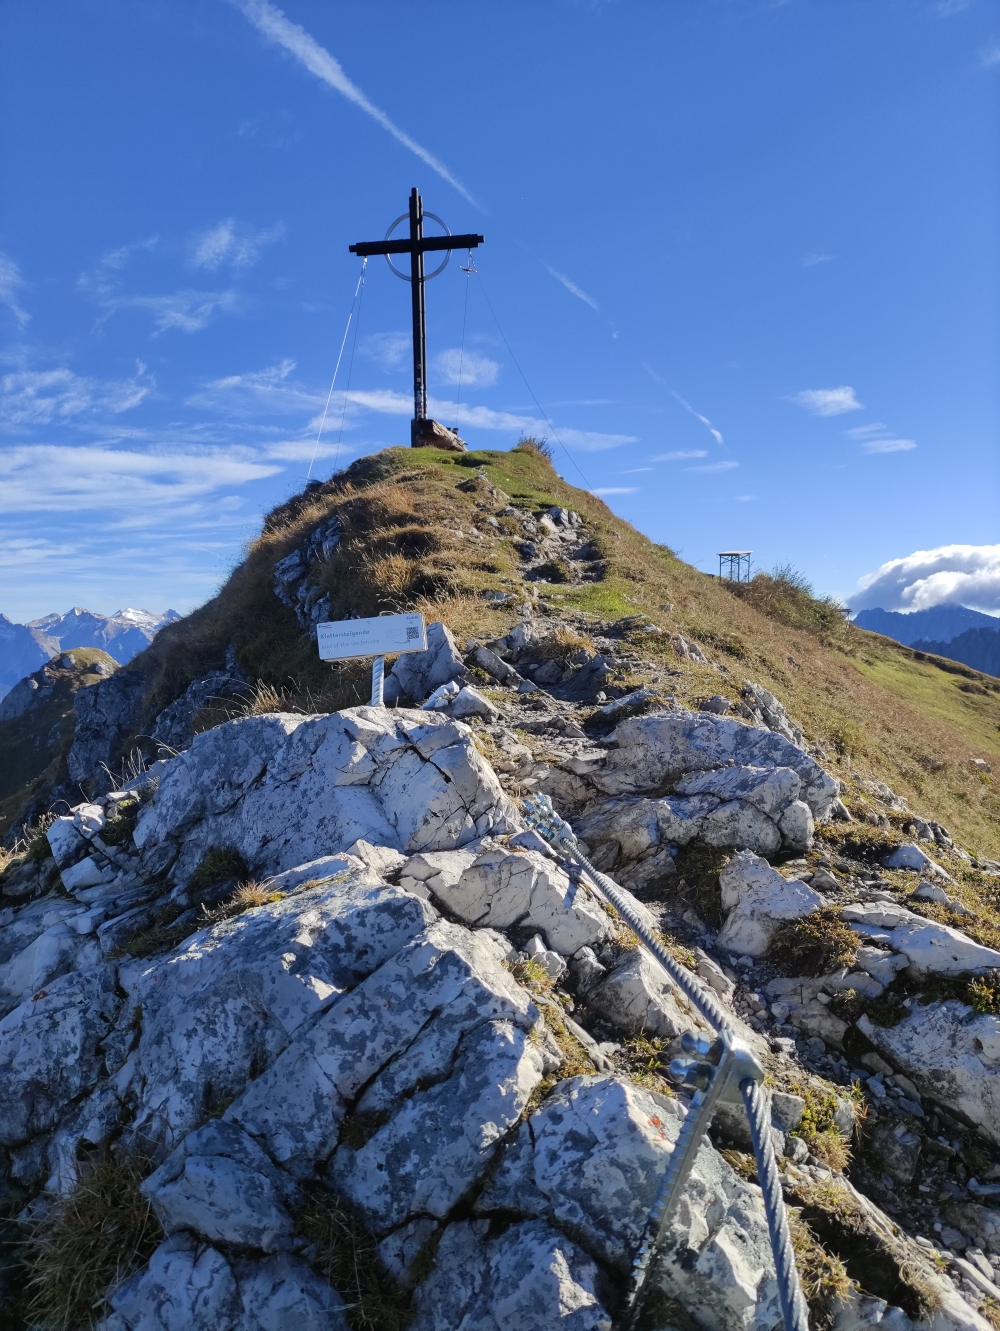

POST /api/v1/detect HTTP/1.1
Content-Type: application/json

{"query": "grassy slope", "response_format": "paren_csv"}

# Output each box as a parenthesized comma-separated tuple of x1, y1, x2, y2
(21, 445, 1000, 857)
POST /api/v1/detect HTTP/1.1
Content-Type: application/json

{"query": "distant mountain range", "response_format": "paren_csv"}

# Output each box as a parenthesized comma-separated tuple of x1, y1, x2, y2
(0, 607, 179, 697)
(852, 605, 999, 646)
(852, 605, 1000, 680)
(911, 627, 1000, 679)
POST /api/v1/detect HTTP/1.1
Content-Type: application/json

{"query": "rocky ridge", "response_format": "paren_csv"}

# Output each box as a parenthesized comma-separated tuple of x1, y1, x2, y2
(3, 601, 1000, 1330)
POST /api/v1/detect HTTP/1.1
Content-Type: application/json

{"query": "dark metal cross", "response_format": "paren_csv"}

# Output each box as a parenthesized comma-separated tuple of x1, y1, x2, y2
(350, 188, 483, 444)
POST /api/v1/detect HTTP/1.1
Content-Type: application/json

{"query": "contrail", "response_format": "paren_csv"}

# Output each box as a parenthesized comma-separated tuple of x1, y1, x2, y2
(546, 266, 599, 311)
(671, 390, 724, 447)
(230, 0, 478, 207)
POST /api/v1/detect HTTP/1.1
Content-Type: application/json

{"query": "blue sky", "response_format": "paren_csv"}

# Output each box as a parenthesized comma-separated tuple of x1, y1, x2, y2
(1, 0, 998, 623)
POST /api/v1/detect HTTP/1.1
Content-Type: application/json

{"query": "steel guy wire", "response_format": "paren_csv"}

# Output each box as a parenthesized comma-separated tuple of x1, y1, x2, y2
(471, 268, 597, 494)
(307, 257, 367, 482)
(332, 257, 368, 476)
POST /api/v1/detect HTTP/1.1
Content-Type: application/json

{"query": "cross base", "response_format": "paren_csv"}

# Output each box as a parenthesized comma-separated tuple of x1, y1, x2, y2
(411, 417, 467, 453)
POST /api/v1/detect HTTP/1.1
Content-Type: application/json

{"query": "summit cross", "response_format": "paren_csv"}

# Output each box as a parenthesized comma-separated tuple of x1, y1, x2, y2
(350, 187, 484, 450)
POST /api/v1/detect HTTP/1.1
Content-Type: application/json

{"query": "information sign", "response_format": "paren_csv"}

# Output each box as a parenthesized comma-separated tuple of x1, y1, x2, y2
(316, 613, 426, 662)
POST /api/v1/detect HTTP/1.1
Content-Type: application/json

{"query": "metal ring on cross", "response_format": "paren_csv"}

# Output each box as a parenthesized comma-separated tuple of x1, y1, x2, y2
(383, 212, 452, 281)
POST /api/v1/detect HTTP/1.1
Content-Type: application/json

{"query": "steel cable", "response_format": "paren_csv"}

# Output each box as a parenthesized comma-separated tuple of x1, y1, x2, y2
(743, 1078, 811, 1331)
(521, 796, 809, 1331)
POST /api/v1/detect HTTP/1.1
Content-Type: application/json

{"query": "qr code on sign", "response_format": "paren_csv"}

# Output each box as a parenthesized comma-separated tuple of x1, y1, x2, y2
(406, 626, 419, 640)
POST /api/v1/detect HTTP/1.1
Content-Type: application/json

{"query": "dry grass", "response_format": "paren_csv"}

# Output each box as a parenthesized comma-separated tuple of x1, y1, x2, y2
(199, 880, 284, 924)
(769, 907, 861, 977)
(620, 1034, 674, 1095)
(22, 1153, 161, 1330)
(789, 1209, 857, 1328)
(43, 441, 1000, 866)
(187, 845, 250, 893)
(294, 1188, 410, 1331)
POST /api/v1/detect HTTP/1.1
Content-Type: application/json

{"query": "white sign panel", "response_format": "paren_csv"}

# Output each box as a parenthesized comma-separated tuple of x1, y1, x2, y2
(317, 612, 427, 662)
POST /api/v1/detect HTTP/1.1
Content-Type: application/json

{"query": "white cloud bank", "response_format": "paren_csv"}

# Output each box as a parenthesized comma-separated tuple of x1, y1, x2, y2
(792, 386, 863, 416)
(854, 544, 1000, 613)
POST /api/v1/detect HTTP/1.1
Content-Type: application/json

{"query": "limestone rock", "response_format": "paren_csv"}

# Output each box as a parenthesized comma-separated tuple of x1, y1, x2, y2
(594, 712, 839, 821)
(384, 621, 469, 705)
(716, 850, 823, 958)
(478, 1076, 782, 1328)
(447, 684, 499, 720)
(411, 417, 467, 451)
(68, 667, 147, 786)
(843, 902, 1000, 976)
(858, 1002, 1000, 1145)
(142, 1121, 300, 1252)
(409, 1219, 611, 1331)
(124, 870, 436, 1150)
(101, 1233, 348, 1331)
(588, 949, 714, 1041)
(739, 681, 805, 748)
(883, 843, 952, 878)
(0, 965, 118, 1146)
(401, 845, 613, 956)
(330, 1018, 546, 1234)
(226, 920, 537, 1176)
(132, 707, 519, 889)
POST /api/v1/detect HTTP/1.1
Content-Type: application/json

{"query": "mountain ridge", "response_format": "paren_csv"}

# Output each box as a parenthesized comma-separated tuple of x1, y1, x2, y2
(853, 604, 999, 646)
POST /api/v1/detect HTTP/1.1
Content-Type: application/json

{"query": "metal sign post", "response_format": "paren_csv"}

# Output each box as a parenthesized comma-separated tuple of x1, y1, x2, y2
(316, 612, 427, 707)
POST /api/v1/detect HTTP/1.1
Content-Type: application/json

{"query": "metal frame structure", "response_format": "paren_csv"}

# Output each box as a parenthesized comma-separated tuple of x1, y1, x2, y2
(718, 550, 752, 582)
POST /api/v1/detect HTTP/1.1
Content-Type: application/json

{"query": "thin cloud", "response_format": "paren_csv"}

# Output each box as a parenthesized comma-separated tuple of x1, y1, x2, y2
(592, 487, 637, 496)
(187, 359, 322, 415)
(622, 467, 653, 474)
(0, 253, 29, 325)
(546, 266, 599, 311)
(672, 391, 724, 445)
(309, 386, 636, 450)
(802, 253, 834, 266)
(791, 386, 863, 416)
(0, 443, 281, 514)
(689, 460, 739, 473)
(362, 332, 410, 372)
(652, 449, 707, 461)
(845, 422, 889, 439)
(982, 40, 1000, 67)
(191, 219, 285, 270)
(434, 348, 500, 387)
(735, 494, 757, 502)
(641, 361, 667, 386)
(863, 438, 916, 454)
(1, 366, 151, 431)
(126, 290, 242, 335)
(230, 0, 477, 205)
(855, 543, 1000, 613)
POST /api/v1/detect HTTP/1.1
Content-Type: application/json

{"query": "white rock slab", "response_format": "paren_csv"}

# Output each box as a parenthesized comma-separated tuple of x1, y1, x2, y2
(843, 903, 1000, 976)
(588, 949, 714, 1041)
(142, 1121, 300, 1252)
(133, 709, 520, 889)
(125, 873, 436, 1150)
(0, 965, 119, 1145)
(479, 1076, 782, 1329)
(102, 1232, 241, 1331)
(61, 855, 105, 892)
(859, 1002, 1000, 1145)
(402, 846, 612, 956)
(409, 1218, 611, 1331)
(716, 850, 822, 958)
(227, 921, 535, 1176)
(330, 1018, 546, 1234)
